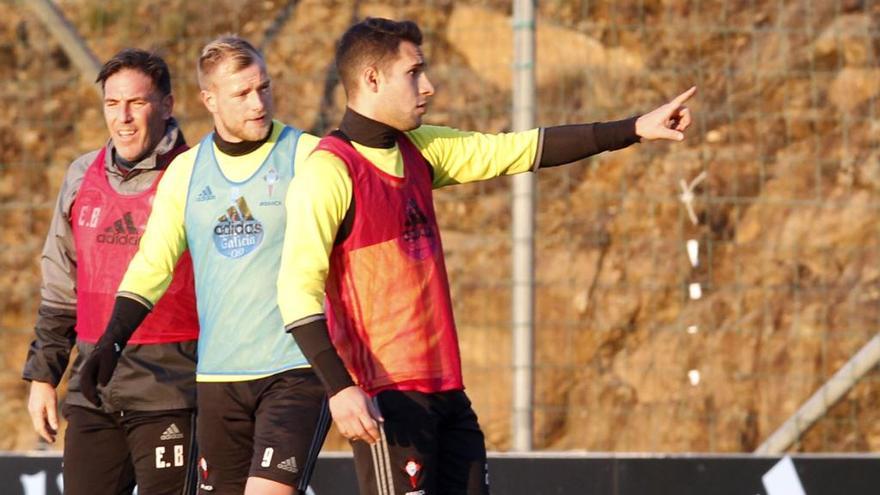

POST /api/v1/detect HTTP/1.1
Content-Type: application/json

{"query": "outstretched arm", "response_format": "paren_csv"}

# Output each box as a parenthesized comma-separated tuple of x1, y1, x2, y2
(413, 86, 697, 185)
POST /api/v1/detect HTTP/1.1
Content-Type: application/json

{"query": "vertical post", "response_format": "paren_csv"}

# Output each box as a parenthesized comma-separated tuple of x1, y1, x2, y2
(511, 0, 536, 452)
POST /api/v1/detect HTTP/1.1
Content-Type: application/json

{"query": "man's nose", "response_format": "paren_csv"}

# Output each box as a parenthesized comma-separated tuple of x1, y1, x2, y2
(420, 74, 435, 96)
(247, 91, 266, 112)
(120, 103, 134, 122)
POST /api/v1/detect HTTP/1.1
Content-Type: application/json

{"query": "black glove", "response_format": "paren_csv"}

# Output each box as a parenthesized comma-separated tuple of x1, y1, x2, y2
(79, 296, 150, 407)
(80, 333, 124, 407)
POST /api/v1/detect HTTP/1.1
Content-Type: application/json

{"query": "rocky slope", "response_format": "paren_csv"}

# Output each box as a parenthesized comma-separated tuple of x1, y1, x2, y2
(2, 0, 880, 453)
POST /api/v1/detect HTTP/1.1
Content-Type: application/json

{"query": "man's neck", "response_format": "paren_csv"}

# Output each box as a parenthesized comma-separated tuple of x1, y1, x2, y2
(339, 107, 398, 149)
(213, 125, 272, 156)
(113, 152, 139, 172)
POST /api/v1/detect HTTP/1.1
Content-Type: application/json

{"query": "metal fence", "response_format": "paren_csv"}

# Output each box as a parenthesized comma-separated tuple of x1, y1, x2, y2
(2, 0, 880, 454)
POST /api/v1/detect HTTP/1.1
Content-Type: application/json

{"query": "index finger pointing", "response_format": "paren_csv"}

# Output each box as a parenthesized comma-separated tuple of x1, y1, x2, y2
(670, 86, 697, 108)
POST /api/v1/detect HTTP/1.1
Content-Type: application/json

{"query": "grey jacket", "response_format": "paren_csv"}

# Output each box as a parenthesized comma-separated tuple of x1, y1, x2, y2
(22, 119, 198, 413)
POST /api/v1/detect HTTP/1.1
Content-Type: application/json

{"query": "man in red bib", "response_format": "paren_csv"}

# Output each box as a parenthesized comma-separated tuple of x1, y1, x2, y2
(22, 49, 199, 495)
(277, 18, 695, 495)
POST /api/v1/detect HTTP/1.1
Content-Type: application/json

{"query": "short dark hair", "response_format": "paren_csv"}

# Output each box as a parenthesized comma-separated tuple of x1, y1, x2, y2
(335, 18, 423, 94)
(96, 48, 171, 96)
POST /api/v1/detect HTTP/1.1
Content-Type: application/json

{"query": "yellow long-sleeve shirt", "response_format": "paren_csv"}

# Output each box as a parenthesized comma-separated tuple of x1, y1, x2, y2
(277, 125, 541, 326)
(119, 121, 319, 304)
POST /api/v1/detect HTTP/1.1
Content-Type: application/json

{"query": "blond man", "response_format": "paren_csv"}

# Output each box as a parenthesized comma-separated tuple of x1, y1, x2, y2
(81, 36, 328, 495)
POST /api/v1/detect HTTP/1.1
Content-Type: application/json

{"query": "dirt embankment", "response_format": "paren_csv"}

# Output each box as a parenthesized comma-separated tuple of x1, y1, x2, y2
(2, 0, 880, 453)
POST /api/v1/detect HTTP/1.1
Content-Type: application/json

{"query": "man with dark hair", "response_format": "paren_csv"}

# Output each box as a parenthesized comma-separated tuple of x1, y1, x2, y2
(80, 36, 329, 495)
(23, 48, 199, 495)
(97, 48, 173, 98)
(277, 17, 695, 495)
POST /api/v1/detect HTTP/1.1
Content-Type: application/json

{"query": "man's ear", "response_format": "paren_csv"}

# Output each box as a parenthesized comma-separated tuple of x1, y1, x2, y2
(200, 89, 216, 114)
(160, 93, 174, 120)
(361, 66, 380, 94)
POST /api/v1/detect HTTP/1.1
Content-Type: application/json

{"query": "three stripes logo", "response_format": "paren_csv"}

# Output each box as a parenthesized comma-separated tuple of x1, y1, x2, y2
(276, 456, 298, 473)
(96, 211, 141, 245)
(212, 196, 264, 258)
(370, 422, 398, 495)
(160, 423, 184, 441)
(196, 185, 216, 202)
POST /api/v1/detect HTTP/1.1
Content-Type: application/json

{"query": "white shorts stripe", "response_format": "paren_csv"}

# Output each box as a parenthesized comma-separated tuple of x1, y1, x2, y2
(371, 440, 387, 495)
(378, 422, 395, 493)
(368, 396, 395, 495)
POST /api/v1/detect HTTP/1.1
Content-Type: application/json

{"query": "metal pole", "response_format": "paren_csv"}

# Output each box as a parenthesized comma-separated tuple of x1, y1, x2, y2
(755, 333, 880, 454)
(25, 0, 102, 96)
(511, 0, 536, 452)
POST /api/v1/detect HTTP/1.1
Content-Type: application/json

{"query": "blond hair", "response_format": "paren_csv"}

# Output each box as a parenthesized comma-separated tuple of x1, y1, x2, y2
(197, 35, 264, 89)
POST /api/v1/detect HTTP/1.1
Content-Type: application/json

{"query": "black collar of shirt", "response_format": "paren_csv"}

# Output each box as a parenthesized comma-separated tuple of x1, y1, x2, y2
(114, 153, 137, 171)
(212, 126, 272, 156)
(339, 108, 399, 149)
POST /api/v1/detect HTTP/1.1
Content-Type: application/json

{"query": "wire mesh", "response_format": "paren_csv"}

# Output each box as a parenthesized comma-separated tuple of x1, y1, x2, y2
(1, 0, 879, 453)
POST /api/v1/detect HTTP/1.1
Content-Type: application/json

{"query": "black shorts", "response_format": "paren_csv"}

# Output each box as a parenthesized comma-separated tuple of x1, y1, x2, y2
(195, 368, 330, 494)
(62, 405, 198, 495)
(351, 389, 490, 495)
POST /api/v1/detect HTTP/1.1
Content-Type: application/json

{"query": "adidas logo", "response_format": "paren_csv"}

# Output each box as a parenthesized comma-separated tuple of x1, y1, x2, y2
(196, 185, 216, 202)
(107, 212, 138, 234)
(160, 423, 184, 441)
(96, 212, 141, 245)
(276, 456, 298, 473)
